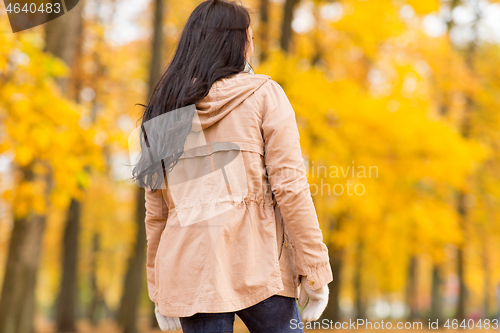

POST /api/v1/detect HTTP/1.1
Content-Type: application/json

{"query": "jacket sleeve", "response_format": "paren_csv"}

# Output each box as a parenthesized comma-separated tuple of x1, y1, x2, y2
(144, 188, 168, 303)
(259, 80, 333, 290)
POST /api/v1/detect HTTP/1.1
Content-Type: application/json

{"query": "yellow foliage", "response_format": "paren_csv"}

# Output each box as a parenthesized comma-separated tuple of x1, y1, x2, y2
(257, 37, 494, 293)
(0, 21, 104, 218)
(406, 0, 440, 14)
(1, 0, 499, 312)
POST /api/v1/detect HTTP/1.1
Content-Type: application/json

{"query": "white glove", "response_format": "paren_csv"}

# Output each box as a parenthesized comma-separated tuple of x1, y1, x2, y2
(298, 276, 329, 322)
(155, 304, 182, 331)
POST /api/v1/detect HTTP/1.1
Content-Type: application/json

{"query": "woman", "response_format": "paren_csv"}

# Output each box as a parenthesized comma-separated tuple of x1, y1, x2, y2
(132, 0, 333, 331)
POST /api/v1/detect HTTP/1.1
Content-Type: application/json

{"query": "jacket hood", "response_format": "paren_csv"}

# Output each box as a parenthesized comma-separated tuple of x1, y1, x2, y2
(195, 72, 271, 130)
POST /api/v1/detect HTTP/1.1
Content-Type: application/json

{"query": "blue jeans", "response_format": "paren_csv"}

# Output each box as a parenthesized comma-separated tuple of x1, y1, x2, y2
(179, 295, 305, 333)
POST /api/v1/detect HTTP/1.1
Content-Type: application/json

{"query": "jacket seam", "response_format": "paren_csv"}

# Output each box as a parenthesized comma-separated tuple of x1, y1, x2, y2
(255, 80, 273, 120)
(209, 137, 264, 147)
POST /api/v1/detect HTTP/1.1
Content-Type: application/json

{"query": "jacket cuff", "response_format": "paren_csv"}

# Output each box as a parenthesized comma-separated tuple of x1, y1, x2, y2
(303, 262, 333, 291)
(149, 288, 158, 304)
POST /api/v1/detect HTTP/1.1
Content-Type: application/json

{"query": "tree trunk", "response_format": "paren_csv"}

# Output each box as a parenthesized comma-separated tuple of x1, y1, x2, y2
(321, 216, 344, 322)
(322, 247, 342, 322)
(482, 239, 490, 318)
(44, 0, 83, 93)
(44, 3, 84, 332)
(116, 0, 165, 331)
(280, 0, 300, 53)
(0, 3, 83, 331)
(354, 239, 365, 319)
(117, 188, 147, 333)
(148, 0, 165, 93)
(456, 193, 468, 323)
(455, 245, 466, 321)
(483, 271, 490, 319)
(451, 1, 479, 322)
(0, 166, 50, 333)
(455, 96, 474, 323)
(55, 199, 80, 333)
(406, 255, 418, 320)
(311, 3, 323, 66)
(87, 234, 105, 326)
(259, 0, 269, 62)
(430, 263, 444, 324)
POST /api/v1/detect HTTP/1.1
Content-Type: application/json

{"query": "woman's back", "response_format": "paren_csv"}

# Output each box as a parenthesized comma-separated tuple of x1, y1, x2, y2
(144, 72, 332, 317)
(132, 0, 333, 328)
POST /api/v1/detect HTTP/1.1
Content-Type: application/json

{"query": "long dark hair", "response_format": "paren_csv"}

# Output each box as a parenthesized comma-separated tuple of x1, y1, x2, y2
(131, 0, 252, 191)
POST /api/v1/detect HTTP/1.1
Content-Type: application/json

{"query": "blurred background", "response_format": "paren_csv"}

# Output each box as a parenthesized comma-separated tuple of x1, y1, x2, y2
(1, 0, 500, 332)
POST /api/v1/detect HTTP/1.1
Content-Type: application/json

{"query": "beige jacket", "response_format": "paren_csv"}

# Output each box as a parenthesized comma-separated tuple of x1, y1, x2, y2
(144, 72, 333, 317)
